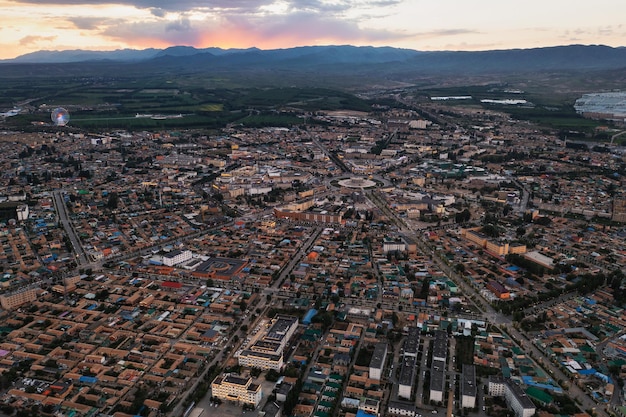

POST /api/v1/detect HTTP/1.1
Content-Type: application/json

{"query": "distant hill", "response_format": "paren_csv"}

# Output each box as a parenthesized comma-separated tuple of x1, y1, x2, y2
(1, 44, 625, 83)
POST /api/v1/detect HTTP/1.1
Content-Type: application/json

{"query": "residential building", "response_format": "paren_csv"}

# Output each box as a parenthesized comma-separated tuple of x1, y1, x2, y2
(369, 343, 388, 381)
(0, 287, 38, 310)
(238, 315, 298, 370)
(504, 379, 536, 417)
(430, 359, 446, 403)
(398, 356, 416, 400)
(488, 377, 535, 417)
(387, 400, 417, 417)
(461, 364, 477, 409)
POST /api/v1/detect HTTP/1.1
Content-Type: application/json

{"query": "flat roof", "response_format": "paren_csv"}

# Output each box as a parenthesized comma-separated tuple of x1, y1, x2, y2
(369, 342, 388, 369)
(223, 374, 250, 386)
(398, 355, 417, 386)
(432, 330, 448, 360)
(506, 379, 535, 409)
(461, 364, 477, 397)
(403, 327, 420, 355)
(266, 315, 298, 341)
(430, 359, 446, 392)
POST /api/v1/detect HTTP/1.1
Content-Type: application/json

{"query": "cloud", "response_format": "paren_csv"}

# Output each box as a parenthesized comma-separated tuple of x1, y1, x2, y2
(101, 18, 205, 47)
(150, 8, 167, 17)
(7, 0, 403, 14)
(166, 18, 192, 33)
(67, 16, 110, 30)
(19, 35, 57, 45)
(8, 0, 275, 12)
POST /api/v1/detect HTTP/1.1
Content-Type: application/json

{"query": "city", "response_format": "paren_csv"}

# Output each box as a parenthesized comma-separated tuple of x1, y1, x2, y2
(0, 83, 625, 417)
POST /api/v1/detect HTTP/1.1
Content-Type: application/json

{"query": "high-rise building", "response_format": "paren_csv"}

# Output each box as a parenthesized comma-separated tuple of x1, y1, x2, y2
(612, 193, 626, 222)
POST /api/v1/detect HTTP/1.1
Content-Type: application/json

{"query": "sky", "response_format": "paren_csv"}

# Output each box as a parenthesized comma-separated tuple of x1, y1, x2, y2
(1, 0, 625, 60)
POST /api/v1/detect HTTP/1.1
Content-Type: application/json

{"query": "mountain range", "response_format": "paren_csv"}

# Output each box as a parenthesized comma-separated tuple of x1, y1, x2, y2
(1, 44, 625, 82)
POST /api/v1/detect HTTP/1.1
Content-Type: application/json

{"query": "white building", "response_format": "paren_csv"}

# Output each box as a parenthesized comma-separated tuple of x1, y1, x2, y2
(162, 249, 192, 266)
(211, 374, 262, 406)
(387, 401, 417, 417)
(504, 380, 536, 417)
(16, 204, 29, 221)
(398, 356, 417, 400)
(238, 315, 298, 371)
(488, 376, 506, 396)
(461, 364, 477, 409)
(369, 343, 388, 381)
(488, 377, 535, 417)
(430, 360, 446, 403)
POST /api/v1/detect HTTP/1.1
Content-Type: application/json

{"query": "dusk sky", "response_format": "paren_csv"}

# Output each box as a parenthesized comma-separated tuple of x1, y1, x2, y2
(2, 0, 625, 59)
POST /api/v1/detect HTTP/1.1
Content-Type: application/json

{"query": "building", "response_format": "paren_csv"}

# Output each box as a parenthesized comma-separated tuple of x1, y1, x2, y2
(461, 228, 526, 256)
(162, 249, 192, 266)
(504, 380, 536, 417)
(523, 251, 555, 270)
(275, 382, 292, 403)
(383, 238, 407, 254)
(16, 204, 29, 221)
(460, 364, 477, 409)
(432, 330, 448, 362)
(402, 327, 420, 358)
(0, 287, 38, 310)
(612, 194, 626, 222)
(273, 207, 344, 225)
(398, 355, 417, 400)
(486, 280, 510, 300)
(211, 374, 263, 406)
(369, 343, 388, 381)
(238, 350, 284, 371)
(488, 377, 535, 417)
(359, 398, 380, 415)
(238, 315, 298, 370)
(488, 376, 506, 396)
(387, 400, 417, 417)
(430, 359, 446, 403)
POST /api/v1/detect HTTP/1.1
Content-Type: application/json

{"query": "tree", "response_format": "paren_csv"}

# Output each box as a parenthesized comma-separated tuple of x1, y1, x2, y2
(107, 192, 119, 210)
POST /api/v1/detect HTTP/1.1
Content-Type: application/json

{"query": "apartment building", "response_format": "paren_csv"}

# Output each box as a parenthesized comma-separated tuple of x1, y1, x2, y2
(0, 287, 38, 310)
(488, 377, 535, 417)
(460, 364, 477, 409)
(238, 315, 298, 371)
(398, 355, 417, 400)
(369, 343, 388, 381)
(430, 359, 446, 403)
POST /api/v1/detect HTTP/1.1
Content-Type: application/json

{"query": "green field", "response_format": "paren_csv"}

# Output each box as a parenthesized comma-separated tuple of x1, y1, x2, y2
(0, 76, 372, 132)
(417, 83, 611, 137)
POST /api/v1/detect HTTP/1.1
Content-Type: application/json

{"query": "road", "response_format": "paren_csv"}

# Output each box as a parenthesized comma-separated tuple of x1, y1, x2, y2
(52, 190, 89, 266)
(274, 225, 323, 287)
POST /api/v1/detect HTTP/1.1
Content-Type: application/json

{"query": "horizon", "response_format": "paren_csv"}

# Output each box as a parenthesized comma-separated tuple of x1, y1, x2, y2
(5, 42, 625, 62)
(2, 0, 626, 60)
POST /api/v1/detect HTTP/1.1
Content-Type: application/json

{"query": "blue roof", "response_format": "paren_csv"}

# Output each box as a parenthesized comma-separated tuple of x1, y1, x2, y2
(356, 410, 377, 417)
(578, 369, 596, 375)
(303, 309, 318, 325)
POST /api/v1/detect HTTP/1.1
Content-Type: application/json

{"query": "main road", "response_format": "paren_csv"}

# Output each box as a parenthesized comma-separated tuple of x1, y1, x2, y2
(52, 190, 89, 266)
